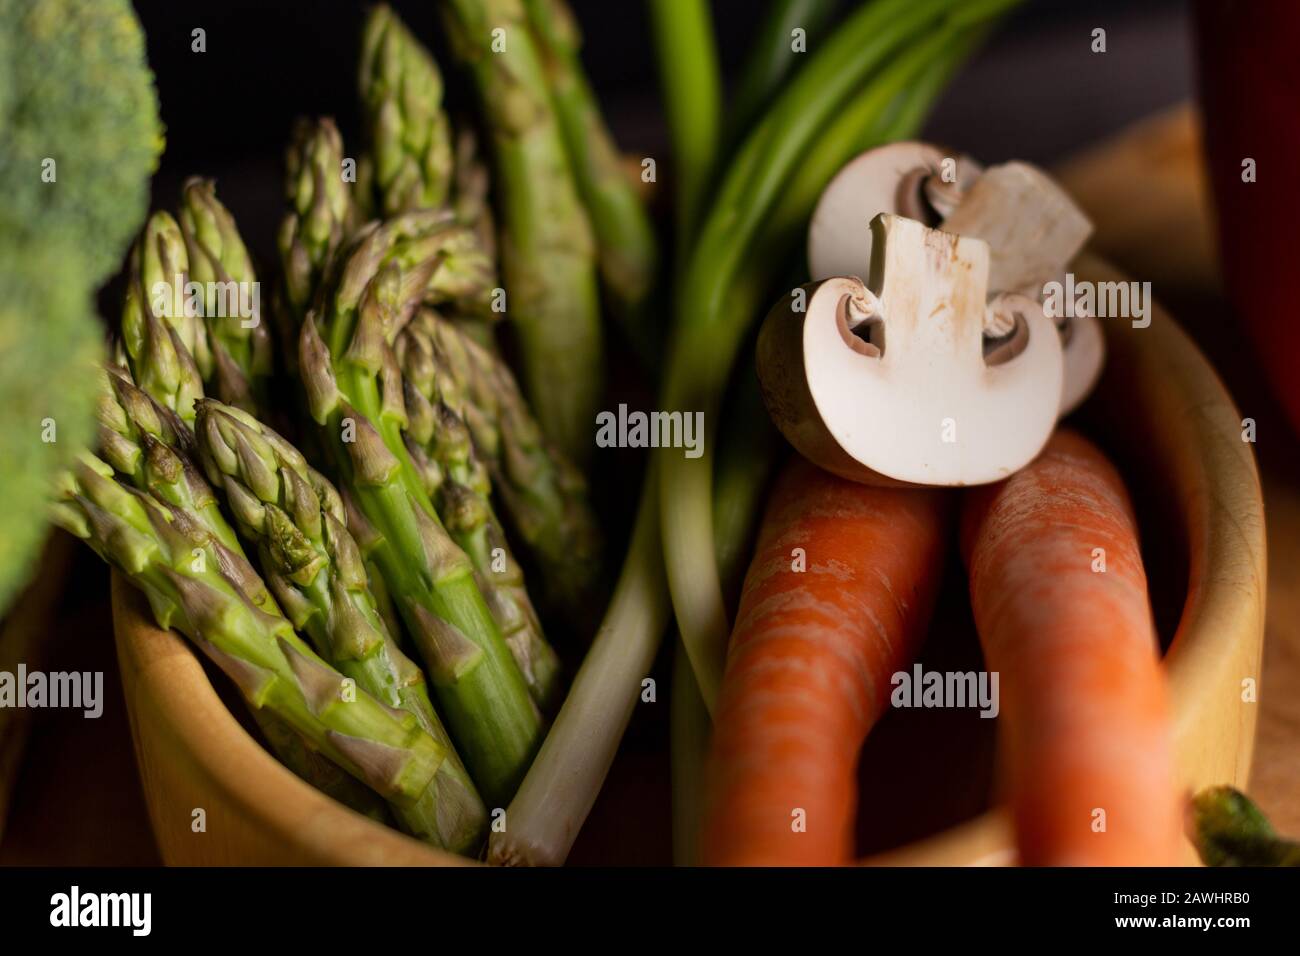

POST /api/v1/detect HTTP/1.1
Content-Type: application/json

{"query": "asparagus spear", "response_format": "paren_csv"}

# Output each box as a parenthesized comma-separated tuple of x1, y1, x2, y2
(300, 222, 542, 805)
(438, 0, 603, 465)
(355, 4, 501, 346)
(400, 352, 561, 710)
(523, 0, 659, 362)
(452, 126, 496, 262)
(194, 398, 487, 851)
(357, 3, 454, 218)
(117, 211, 208, 426)
(397, 310, 602, 624)
(178, 178, 275, 413)
(251, 707, 390, 823)
(279, 118, 361, 329)
(96, 365, 280, 612)
(51, 454, 447, 806)
(323, 208, 497, 323)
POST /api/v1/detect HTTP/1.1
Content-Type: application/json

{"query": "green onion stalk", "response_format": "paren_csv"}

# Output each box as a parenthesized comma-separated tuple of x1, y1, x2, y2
(648, 0, 722, 257)
(670, 366, 780, 866)
(725, 0, 843, 148)
(659, 0, 1022, 713)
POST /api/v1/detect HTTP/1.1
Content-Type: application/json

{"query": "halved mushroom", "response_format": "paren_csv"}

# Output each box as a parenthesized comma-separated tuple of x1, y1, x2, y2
(808, 142, 1101, 415)
(759, 214, 1063, 487)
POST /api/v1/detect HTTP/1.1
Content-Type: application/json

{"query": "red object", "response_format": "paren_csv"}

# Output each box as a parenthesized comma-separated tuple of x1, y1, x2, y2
(1196, 1, 1300, 434)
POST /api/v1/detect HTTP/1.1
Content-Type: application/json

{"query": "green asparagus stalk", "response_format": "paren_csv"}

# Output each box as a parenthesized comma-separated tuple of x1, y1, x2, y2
(117, 212, 208, 427)
(398, 310, 602, 624)
(1191, 787, 1300, 867)
(111, 237, 408, 820)
(334, 486, 408, 648)
(279, 118, 361, 328)
(399, 343, 562, 710)
(194, 398, 487, 851)
(178, 178, 274, 413)
(51, 454, 447, 806)
(300, 222, 542, 806)
(524, 0, 659, 362)
(357, 3, 454, 218)
(251, 708, 390, 823)
(438, 0, 603, 465)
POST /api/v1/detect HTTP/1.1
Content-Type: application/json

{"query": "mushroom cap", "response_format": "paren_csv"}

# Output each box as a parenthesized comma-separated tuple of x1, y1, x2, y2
(1060, 311, 1105, 415)
(940, 162, 1093, 297)
(807, 141, 982, 283)
(761, 215, 1063, 487)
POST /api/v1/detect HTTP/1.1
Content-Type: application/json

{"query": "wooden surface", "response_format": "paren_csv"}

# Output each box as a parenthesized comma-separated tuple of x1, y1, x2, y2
(1, 104, 1295, 864)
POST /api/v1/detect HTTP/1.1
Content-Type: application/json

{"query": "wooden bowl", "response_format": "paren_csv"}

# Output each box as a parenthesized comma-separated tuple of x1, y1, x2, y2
(114, 255, 1265, 866)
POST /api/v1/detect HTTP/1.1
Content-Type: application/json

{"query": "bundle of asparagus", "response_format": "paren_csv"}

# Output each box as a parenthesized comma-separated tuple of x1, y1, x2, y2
(51, 453, 469, 843)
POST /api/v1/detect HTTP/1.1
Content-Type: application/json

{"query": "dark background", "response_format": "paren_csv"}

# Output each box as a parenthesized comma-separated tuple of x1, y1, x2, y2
(129, 0, 1193, 270)
(6, 0, 1201, 865)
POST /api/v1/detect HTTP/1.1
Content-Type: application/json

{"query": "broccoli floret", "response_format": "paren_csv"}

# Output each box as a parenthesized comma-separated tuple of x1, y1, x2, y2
(0, 258, 103, 612)
(0, 0, 164, 283)
(0, 0, 162, 610)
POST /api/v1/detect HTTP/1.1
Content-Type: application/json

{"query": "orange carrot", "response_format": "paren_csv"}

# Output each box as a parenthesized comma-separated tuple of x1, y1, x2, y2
(701, 458, 950, 866)
(960, 428, 1182, 866)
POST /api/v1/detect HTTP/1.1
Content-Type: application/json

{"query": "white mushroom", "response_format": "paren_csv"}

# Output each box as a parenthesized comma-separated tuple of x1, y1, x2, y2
(807, 142, 982, 278)
(1049, 290, 1104, 415)
(758, 214, 1063, 487)
(808, 142, 1101, 415)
